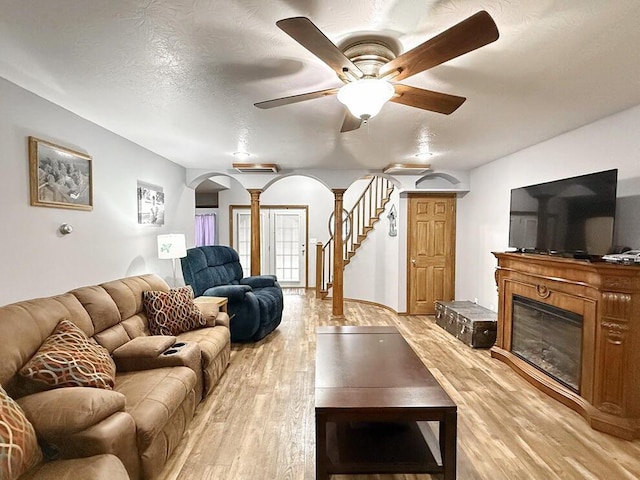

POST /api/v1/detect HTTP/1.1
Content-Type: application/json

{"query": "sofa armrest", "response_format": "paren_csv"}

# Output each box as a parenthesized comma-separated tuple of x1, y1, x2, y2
(17, 387, 126, 437)
(48, 412, 140, 480)
(17, 390, 140, 480)
(203, 284, 251, 301)
(20, 454, 130, 480)
(193, 301, 220, 326)
(240, 275, 278, 288)
(112, 335, 177, 359)
(214, 311, 230, 328)
(113, 339, 201, 374)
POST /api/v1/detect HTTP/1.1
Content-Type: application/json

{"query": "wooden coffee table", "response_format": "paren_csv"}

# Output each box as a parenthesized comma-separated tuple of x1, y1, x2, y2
(315, 326, 457, 479)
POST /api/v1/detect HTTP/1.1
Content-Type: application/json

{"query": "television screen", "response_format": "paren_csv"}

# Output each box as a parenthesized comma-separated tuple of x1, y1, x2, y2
(509, 169, 618, 257)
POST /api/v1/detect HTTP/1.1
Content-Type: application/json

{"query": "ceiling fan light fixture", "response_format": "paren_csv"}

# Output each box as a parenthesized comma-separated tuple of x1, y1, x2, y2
(337, 79, 394, 120)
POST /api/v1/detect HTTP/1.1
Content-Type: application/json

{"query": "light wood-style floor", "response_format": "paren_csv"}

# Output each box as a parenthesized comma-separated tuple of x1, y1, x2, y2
(159, 290, 640, 479)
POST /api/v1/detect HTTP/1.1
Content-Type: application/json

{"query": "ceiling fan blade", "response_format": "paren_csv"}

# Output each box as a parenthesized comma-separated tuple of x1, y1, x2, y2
(340, 111, 362, 132)
(379, 10, 499, 82)
(391, 84, 466, 114)
(277, 17, 364, 80)
(254, 87, 340, 109)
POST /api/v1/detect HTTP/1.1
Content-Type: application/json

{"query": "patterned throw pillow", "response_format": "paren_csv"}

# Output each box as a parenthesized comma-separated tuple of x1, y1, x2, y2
(0, 384, 43, 480)
(20, 319, 116, 390)
(143, 286, 207, 336)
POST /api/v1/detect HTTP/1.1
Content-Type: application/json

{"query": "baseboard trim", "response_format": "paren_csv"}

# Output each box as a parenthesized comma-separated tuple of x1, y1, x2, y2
(323, 296, 407, 316)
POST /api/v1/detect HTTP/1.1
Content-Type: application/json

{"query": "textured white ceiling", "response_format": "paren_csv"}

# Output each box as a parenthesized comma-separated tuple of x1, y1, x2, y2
(1, 0, 639, 173)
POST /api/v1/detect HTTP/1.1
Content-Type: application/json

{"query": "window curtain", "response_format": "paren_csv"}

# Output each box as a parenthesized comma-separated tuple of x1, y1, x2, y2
(195, 213, 216, 247)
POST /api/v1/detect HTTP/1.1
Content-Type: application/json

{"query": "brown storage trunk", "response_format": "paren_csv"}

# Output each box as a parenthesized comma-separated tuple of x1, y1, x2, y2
(445, 310, 459, 336)
(435, 301, 458, 334)
(435, 301, 447, 329)
(434, 300, 497, 348)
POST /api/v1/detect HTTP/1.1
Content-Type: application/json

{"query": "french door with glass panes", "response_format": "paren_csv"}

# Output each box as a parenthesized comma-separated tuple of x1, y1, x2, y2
(232, 207, 307, 287)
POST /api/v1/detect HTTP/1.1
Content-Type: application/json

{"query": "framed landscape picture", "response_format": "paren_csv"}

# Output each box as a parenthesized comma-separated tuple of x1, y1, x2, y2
(29, 136, 93, 211)
(137, 181, 165, 225)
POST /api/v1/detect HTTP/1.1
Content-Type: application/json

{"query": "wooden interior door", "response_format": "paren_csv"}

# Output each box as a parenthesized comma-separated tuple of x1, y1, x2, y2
(407, 194, 456, 314)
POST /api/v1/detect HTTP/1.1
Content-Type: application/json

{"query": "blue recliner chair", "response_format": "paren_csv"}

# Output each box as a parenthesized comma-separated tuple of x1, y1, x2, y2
(180, 246, 283, 342)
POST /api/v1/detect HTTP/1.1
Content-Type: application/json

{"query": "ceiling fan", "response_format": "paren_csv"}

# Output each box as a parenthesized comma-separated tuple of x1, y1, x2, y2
(255, 11, 499, 132)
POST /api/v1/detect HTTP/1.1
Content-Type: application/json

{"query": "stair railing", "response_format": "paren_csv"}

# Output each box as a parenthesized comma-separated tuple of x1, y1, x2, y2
(315, 176, 394, 298)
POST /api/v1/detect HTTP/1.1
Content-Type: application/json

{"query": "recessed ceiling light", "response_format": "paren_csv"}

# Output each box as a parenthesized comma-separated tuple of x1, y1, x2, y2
(233, 151, 251, 160)
(414, 152, 433, 160)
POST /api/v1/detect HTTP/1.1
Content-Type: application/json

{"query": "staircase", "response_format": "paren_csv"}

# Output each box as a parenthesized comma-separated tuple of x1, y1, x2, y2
(316, 176, 394, 299)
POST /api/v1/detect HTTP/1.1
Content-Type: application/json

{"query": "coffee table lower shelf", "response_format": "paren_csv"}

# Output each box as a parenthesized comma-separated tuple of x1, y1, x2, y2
(323, 420, 444, 476)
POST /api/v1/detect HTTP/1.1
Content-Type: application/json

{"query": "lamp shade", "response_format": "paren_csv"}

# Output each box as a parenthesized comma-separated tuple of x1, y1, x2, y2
(337, 79, 395, 119)
(157, 234, 187, 259)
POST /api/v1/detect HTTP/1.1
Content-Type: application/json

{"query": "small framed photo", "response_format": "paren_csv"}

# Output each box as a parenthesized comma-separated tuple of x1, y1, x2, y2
(29, 136, 93, 211)
(137, 181, 165, 225)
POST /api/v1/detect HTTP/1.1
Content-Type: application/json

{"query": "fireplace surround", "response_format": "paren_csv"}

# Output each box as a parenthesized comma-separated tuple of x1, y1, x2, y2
(492, 252, 640, 440)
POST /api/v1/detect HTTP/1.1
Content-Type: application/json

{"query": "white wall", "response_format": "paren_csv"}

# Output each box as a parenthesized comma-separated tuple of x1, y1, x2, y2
(343, 187, 402, 311)
(0, 78, 194, 305)
(215, 177, 250, 247)
(457, 104, 640, 310)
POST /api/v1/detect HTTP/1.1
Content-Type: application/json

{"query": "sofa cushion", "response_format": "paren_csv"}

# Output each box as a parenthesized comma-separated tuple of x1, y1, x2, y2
(92, 323, 131, 353)
(115, 367, 196, 450)
(101, 274, 170, 321)
(17, 387, 126, 436)
(120, 313, 150, 339)
(70, 285, 122, 334)
(143, 286, 207, 336)
(0, 384, 43, 480)
(20, 320, 116, 390)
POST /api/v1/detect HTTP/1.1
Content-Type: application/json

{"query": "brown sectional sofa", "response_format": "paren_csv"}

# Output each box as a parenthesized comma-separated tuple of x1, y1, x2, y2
(0, 274, 231, 480)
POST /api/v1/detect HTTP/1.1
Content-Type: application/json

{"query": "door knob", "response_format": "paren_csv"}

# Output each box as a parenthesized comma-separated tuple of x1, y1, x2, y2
(411, 259, 417, 265)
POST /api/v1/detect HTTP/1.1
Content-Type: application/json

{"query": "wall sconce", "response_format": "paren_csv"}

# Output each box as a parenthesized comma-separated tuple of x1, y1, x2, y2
(157, 234, 187, 287)
(59, 223, 73, 235)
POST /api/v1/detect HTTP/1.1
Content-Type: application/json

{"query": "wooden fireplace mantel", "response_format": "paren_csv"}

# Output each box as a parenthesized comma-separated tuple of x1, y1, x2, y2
(491, 252, 640, 440)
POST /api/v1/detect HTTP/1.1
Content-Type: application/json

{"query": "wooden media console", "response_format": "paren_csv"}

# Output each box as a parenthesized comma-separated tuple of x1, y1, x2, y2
(492, 252, 640, 440)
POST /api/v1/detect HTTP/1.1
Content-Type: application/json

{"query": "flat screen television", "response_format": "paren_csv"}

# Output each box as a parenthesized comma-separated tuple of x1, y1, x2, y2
(508, 169, 618, 257)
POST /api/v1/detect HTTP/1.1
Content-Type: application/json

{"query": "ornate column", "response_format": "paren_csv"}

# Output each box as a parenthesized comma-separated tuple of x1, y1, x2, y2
(332, 189, 346, 317)
(247, 189, 262, 276)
